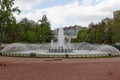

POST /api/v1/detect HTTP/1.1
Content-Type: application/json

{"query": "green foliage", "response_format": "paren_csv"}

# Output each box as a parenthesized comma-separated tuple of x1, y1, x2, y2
(0, 1, 52, 44)
(38, 15, 53, 43)
(74, 17, 120, 44)
(71, 38, 78, 43)
(0, 0, 20, 44)
(0, 9, 53, 43)
(77, 28, 88, 42)
(20, 31, 38, 43)
(112, 13, 120, 43)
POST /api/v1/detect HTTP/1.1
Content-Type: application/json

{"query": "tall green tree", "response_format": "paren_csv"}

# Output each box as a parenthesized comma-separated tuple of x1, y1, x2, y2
(0, 0, 20, 45)
(38, 15, 53, 43)
(20, 18, 36, 31)
(77, 28, 88, 42)
(112, 12, 120, 43)
(75, 18, 114, 44)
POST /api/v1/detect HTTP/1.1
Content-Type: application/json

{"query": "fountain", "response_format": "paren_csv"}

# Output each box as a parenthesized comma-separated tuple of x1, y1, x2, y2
(1, 27, 120, 57)
(49, 27, 72, 53)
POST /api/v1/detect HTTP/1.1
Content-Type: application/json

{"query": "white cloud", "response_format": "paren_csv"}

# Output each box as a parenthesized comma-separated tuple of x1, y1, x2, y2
(81, 0, 94, 6)
(95, 0, 120, 12)
(14, 0, 120, 29)
(14, 0, 44, 10)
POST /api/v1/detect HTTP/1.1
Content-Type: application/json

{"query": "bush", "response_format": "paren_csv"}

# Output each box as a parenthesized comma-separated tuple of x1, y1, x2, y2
(65, 54, 69, 58)
(108, 53, 112, 57)
(30, 52, 36, 57)
(0, 52, 2, 55)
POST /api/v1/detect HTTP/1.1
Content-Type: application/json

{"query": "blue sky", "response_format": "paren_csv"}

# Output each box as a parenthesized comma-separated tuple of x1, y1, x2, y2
(37, 0, 73, 9)
(14, 0, 120, 29)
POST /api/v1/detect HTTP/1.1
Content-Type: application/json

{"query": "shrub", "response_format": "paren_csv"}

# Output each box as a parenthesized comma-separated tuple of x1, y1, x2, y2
(0, 52, 2, 55)
(108, 53, 111, 57)
(30, 52, 36, 57)
(65, 54, 69, 58)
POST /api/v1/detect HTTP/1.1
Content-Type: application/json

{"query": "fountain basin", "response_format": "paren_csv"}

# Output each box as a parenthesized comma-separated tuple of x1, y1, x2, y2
(1, 43, 120, 57)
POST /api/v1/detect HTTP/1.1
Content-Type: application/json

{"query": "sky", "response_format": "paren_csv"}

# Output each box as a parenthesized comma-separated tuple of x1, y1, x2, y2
(14, 0, 120, 29)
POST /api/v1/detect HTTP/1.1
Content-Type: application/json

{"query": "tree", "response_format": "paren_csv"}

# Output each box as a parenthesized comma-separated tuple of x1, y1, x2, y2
(74, 18, 114, 44)
(38, 15, 50, 27)
(20, 18, 35, 31)
(103, 18, 113, 44)
(112, 11, 120, 43)
(38, 15, 53, 43)
(88, 22, 98, 43)
(0, 0, 20, 45)
(76, 28, 88, 42)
